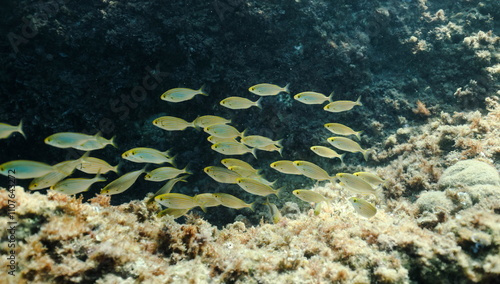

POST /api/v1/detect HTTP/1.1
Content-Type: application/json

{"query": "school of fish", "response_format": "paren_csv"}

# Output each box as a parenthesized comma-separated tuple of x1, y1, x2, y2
(0, 83, 384, 222)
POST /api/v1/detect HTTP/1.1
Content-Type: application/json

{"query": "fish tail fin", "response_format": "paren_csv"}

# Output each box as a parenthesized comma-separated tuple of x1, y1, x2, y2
(109, 135, 118, 148)
(240, 128, 247, 139)
(183, 163, 192, 175)
(355, 131, 363, 141)
(356, 95, 363, 106)
(327, 91, 334, 103)
(249, 202, 256, 212)
(277, 146, 283, 157)
(199, 84, 208, 96)
(283, 83, 290, 93)
(362, 149, 369, 161)
(275, 187, 284, 198)
(169, 154, 178, 168)
(275, 139, 283, 148)
(251, 147, 258, 159)
(17, 120, 26, 139)
(339, 153, 346, 166)
(256, 97, 263, 109)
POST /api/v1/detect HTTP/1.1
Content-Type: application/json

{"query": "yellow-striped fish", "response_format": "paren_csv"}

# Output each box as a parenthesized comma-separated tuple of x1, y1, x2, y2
(336, 173, 376, 195)
(44, 132, 97, 149)
(221, 158, 258, 172)
(207, 136, 237, 144)
(236, 178, 280, 197)
(160, 86, 207, 103)
(204, 166, 241, 184)
(349, 197, 377, 218)
(145, 166, 190, 182)
(310, 146, 344, 163)
(293, 161, 334, 181)
(146, 175, 188, 204)
(29, 170, 68, 190)
(0, 121, 25, 139)
(211, 142, 257, 159)
(100, 167, 146, 195)
(324, 96, 362, 113)
(74, 135, 116, 151)
(220, 97, 262, 109)
(204, 124, 243, 138)
(155, 193, 202, 210)
(193, 115, 231, 128)
(292, 189, 329, 203)
(263, 198, 282, 223)
(78, 157, 119, 174)
(353, 172, 386, 187)
(0, 160, 54, 179)
(51, 173, 106, 195)
(293, 92, 332, 105)
(248, 83, 289, 96)
(324, 123, 362, 140)
(212, 193, 254, 210)
(327, 137, 369, 161)
(153, 116, 196, 131)
(194, 193, 222, 208)
(241, 134, 282, 148)
(122, 147, 175, 165)
(270, 160, 302, 175)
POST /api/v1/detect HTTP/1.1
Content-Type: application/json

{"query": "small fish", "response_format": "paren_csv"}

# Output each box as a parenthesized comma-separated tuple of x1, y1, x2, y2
(145, 166, 190, 182)
(269, 160, 302, 175)
(44, 132, 97, 149)
(227, 166, 261, 179)
(100, 167, 146, 195)
(153, 116, 196, 131)
(314, 202, 323, 216)
(241, 134, 282, 148)
(310, 146, 344, 163)
(122, 147, 175, 165)
(160, 86, 207, 103)
(220, 97, 262, 109)
(327, 137, 369, 161)
(204, 166, 241, 184)
(263, 198, 282, 224)
(78, 157, 119, 174)
(293, 161, 334, 181)
(220, 158, 258, 172)
(292, 189, 329, 203)
(157, 208, 190, 218)
(349, 197, 377, 218)
(74, 135, 117, 151)
(212, 193, 254, 210)
(211, 142, 257, 159)
(0, 121, 25, 139)
(256, 144, 283, 156)
(193, 115, 231, 128)
(294, 92, 332, 105)
(336, 173, 376, 195)
(353, 172, 386, 187)
(51, 173, 106, 195)
(0, 160, 54, 179)
(146, 175, 188, 204)
(207, 136, 237, 144)
(324, 96, 362, 113)
(248, 83, 289, 96)
(29, 170, 69, 190)
(194, 193, 222, 208)
(236, 178, 280, 197)
(155, 193, 203, 210)
(324, 123, 362, 140)
(204, 124, 243, 138)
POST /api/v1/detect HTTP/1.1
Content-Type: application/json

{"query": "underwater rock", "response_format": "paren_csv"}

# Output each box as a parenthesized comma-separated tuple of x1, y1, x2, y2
(438, 159, 500, 188)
